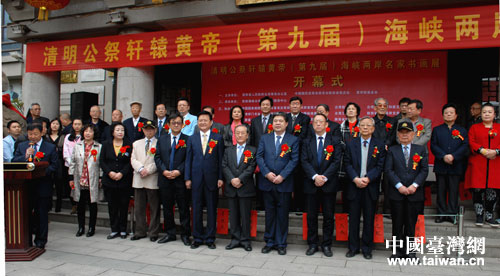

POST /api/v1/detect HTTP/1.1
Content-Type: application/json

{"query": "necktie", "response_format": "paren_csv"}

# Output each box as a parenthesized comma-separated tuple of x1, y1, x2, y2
(363, 140, 368, 148)
(145, 139, 150, 155)
(403, 145, 409, 167)
(202, 134, 208, 155)
(158, 120, 163, 137)
(292, 115, 297, 127)
(169, 136, 176, 170)
(262, 116, 267, 133)
(275, 135, 282, 156)
(237, 145, 244, 165)
(317, 137, 324, 165)
(33, 143, 38, 154)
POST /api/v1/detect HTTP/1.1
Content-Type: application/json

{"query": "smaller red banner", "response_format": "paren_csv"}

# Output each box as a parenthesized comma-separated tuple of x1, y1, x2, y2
(373, 214, 384, 243)
(415, 214, 426, 243)
(335, 213, 348, 241)
(146, 203, 151, 226)
(217, 208, 229, 235)
(459, 181, 473, 201)
(302, 213, 308, 240)
(250, 210, 258, 237)
(424, 186, 432, 206)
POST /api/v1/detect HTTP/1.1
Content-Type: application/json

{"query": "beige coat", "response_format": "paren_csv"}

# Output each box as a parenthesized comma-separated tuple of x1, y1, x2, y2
(131, 137, 159, 189)
(69, 141, 102, 203)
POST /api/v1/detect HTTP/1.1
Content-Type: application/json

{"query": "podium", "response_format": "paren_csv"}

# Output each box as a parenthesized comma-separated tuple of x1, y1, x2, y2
(4, 162, 48, 261)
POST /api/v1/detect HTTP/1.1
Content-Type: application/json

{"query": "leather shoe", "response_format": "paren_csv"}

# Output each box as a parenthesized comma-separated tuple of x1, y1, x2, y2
(322, 246, 333, 257)
(86, 227, 95, 237)
(243, 244, 252, 251)
(261, 246, 273, 254)
(277, 247, 287, 255)
(181, 235, 191, 246)
(120, 233, 128, 239)
(363, 252, 372, 260)
(306, 245, 318, 256)
(206, 242, 216, 249)
(107, 232, 120, 240)
(76, 227, 84, 237)
(150, 236, 158, 242)
(157, 235, 176, 244)
(435, 217, 444, 223)
(190, 241, 202, 249)
(130, 235, 146, 241)
(225, 242, 240, 250)
(35, 243, 45, 250)
(345, 250, 359, 258)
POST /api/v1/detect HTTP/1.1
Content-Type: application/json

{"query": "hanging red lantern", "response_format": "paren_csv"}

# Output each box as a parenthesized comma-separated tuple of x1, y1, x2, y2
(25, 0, 70, 21)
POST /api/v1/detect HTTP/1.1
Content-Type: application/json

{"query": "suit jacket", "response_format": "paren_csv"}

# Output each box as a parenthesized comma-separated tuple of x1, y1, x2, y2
(222, 123, 250, 148)
(123, 117, 149, 142)
(307, 120, 341, 141)
(222, 144, 257, 197)
(13, 140, 58, 197)
(373, 115, 394, 146)
(301, 133, 342, 194)
(69, 141, 102, 203)
(250, 114, 273, 148)
(99, 139, 133, 189)
(194, 122, 224, 137)
(131, 137, 159, 189)
(185, 131, 224, 191)
(154, 133, 189, 189)
(430, 123, 469, 175)
(344, 137, 386, 201)
(385, 144, 429, 202)
(286, 112, 310, 140)
(395, 117, 432, 148)
(256, 132, 299, 192)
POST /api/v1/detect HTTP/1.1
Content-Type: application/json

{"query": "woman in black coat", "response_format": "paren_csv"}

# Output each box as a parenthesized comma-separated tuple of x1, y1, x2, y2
(99, 123, 133, 239)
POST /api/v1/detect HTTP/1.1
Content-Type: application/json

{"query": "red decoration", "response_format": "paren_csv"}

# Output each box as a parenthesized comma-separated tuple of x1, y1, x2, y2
(385, 123, 392, 131)
(416, 124, 424, 137)
(280, 144, 290, 157)
(302, 213, 308, 240)
(267, 124, 273, 133)
(335, 213, 348, 241)
(326, 127, 331, 133)
(163, 124, 169, 131)
(324, 145, 334, 160)
(452, 129, 464, 141)
(373, 214, 384, 243)
(149, 147, 156, 155)
(176, 139, 186, 149)
(352, 126, 359, 137)
(243, 150, 253, 163)
(250, 210, 258, 237)
(25, 0, 70, 21)
(415, 214, 426, 243)
(120, 145, 130, 156)
(412, 153, 422, 170)
(137, 122, 144, 132)
(216, 208, 229, 235)
(424, 186, 432, 206)
(208, 139, 218, 154)
(489, 129, 498, 138)
(91, 149, 98, 161)
(34, 152, 45, 162)
(372, 146, 379, 158)
(212, 128, 219, 134)
(294, 124, 302, 134)
(185, 120, 191, 126)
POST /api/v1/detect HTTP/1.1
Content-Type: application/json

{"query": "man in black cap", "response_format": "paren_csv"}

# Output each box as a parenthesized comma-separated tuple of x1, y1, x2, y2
(385, 119, 428, 260)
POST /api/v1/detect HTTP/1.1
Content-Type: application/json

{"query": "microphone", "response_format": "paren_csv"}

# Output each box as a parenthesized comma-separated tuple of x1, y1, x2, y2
(28, 142, 35, 162)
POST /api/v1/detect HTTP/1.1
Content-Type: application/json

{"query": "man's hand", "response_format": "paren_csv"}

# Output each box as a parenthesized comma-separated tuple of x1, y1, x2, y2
(485, 149, 497, 160)
(115, 172, 123, 181)
(140, 169, 149, 178)
(398, 185, 409, 195)
(443, 154, 454, 165)
(273, 175, 284, 184)
(407, 185, 417, 195)
(266, 172, 277, 182)
(25, 147, 35, 159)
(172, 170, 181, 178)
(163, 170, 171, 179)
(353, 177, 366, 188)
(185, 180, 192, 189)
(314, 175, 326, 187)
(108, 171, 117, 180)
(217, 180, 224, 188)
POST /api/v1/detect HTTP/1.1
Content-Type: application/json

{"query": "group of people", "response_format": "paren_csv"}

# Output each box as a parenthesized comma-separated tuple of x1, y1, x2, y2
(3, 96, 499, 261)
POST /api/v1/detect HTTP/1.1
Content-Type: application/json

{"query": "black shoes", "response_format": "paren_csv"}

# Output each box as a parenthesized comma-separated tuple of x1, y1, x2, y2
(181, 235, 191, 246)
(345, 250, 359, 258)
(206, 242, 216, 249)
(86, 227, 95, 237)
(190, 241, 202, 249)
(363, 252, 372, 260)
(130, 235, 146, 241)
(225, 242, 240, 250)
(243, 244, 252, 251)
(322, 246, 333, 257)
(150, 236, 158, 242)
(107, 232, 120, 239)
(120, 233, 128, 239)
(306, 245, 318, 256)
(76, 228, 84, 237)
(158, 235, 176, 244)
(277, 247, 286, 255)
(261, 246, 273, 254)
(476, 215, 484, 226)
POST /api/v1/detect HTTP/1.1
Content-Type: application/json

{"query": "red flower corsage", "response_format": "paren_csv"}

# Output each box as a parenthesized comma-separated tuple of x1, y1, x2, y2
(267, 124, 273, 133)
(324, 145, 334, 160)
(212, 128, 219, 134)
(280, 144, 291, 157)
(352, 126, 360, 137)
(489, 129, 498, 138)
(412, 153, 422, 170)
(120, 145, 130, 156)
(386, 123, 392, 132)
(294, 124, 302, 134)
(137, 122, 144, 132)
(176, 139, 186, 149)
(34, 152, 45, 162)
(91, 149, 98, 161)
(243, 150, 253, 163)
(163, 124, 169, 131)
(372, 146, 379, 158)
(208, 139, 218, 154)
(326, 127, 331, 133)
(416, 124, 424, 137)
(148, 147, 156, 156)
(452, 129, 464, 141)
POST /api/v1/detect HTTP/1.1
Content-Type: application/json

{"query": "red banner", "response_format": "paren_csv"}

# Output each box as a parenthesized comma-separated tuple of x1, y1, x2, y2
(459, 181, 473, 201)
(373, 214, 385, 243)
(26, 5, 500, 72)
(250, 210, 258, 237)
(424, 186, 433, 206)
(216, 208, 229, 235)
(302, 213, 308, 240)
(415, 214, 426, 244)
(335, 213, 349, 241)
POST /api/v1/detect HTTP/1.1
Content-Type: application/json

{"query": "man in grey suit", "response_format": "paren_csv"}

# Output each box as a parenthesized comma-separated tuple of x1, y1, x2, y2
(222, 124, 257, 251)
(397, 99, 432, 149)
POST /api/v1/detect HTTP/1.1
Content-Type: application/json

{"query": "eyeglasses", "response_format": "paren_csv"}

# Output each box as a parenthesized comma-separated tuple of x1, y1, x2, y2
(377, 104, 387, 107)
(170, 121, 183, 125)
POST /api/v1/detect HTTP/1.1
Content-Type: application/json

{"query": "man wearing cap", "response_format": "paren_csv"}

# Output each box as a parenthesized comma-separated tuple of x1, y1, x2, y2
(123, 102, 150, 142)
(130, 120, 161, 242)
(385, 119, 428, 259)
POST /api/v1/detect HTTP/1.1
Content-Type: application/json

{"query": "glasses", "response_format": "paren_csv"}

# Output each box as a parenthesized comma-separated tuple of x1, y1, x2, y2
(377, 104, 387, 107)
(170, 121, 183, 125)
(359, 124, 373, 128)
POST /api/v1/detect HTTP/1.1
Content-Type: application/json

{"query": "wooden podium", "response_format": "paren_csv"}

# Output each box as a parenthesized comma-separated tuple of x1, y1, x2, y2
(4, 162, 48, 261)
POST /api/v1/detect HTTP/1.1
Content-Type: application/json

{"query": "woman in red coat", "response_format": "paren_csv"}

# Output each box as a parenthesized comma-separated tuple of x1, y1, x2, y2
(465, 103, 500, 227)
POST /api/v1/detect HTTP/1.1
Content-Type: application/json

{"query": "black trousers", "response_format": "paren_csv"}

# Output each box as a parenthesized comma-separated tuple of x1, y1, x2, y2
(391, 198, 423, 256)
(192, 185, 218, 243)
(348, 190, 377, 254)
(473, 188, 498, 221)
(381, 174, 391, 214)
(263, 190, 291, 248)
(292, 165, 305, 212)
(104, 187, 130, 233)
(160, 185, 191, 237)
(28, 190, 50, 247)
(305, 191, 335, 247)
(436, 174, 460, 215)
(77, 189, 97, 229)
(228, 196, 252, 245)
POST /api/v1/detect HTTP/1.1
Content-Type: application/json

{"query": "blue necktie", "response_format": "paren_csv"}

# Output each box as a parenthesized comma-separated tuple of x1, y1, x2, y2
(157, 120, 163, 138)
(363, 140, 368, 148)
(237, 145, 244, 165)
(275, 136, 282, 156)
(169, 136, 177, 170)
(317, 137, 323, 165)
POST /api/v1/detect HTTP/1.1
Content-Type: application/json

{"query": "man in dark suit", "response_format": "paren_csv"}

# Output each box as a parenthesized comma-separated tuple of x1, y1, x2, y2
(123, 101, 149, 142)
(222, 124, 257, 251)
(155, 103, 168, 139)
(301, 114, 342, 257)
(385, 119, 429, 259)
(345, 116, 386, 260)
(256, 112, 299, 255)
(102, 109, 124, 142)
(194, 106, 225, 136)
(310, 104, 341, 140)
(185, 111, 224, 249)
(86, 105, 109, 142)
(286, 96, 310, 213)
(155, 113, 192, 245)
(13, 123, 58, 249)
(430, 103, 469, 224)
(59, 112, 73, 135)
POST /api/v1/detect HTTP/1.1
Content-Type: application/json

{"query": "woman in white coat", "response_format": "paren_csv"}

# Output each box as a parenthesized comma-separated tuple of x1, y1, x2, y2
(69, 124, 102, 237)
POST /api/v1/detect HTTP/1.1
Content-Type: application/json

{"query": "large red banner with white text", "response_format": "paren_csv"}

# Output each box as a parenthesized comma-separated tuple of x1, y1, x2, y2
(25, 5, 499, 72)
